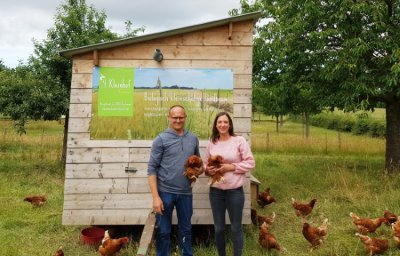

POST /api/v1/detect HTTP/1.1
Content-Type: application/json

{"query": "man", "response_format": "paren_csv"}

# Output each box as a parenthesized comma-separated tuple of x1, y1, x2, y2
(147, 105, 202, 256)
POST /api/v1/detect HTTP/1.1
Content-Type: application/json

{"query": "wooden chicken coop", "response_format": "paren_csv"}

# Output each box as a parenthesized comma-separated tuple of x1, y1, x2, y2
(60, 12, 261, 227)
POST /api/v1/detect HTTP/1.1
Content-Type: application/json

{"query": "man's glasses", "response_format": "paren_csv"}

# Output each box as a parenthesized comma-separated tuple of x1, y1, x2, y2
(170, 116, 186, 121)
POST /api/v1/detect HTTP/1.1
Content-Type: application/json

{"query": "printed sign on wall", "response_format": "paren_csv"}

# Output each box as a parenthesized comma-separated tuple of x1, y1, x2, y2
(91, 67, 233, 140)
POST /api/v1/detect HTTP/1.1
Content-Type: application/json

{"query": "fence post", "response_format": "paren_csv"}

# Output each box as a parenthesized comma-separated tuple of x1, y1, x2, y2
(325, 133, 328, 154)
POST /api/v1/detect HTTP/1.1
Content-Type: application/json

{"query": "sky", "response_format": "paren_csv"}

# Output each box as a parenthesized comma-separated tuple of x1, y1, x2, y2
(0, 0, 242, 68)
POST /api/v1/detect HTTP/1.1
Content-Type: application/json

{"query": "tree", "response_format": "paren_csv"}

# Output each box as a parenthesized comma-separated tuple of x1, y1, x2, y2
(0, 0, 143, 163)
(235, 0, 400, 171)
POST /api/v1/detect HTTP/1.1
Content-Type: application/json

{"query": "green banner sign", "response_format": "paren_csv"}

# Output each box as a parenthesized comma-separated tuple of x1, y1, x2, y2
(98, 67, 134, 116)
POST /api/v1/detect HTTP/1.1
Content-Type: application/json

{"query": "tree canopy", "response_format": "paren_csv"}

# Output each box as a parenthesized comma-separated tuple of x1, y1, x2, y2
(234, 0, 400, 171)
(0, 0, 143, 129)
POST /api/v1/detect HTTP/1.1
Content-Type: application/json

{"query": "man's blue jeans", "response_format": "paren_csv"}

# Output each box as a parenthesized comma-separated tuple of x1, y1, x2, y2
(209, 186, 244, 256)
(156, 192, 193, 256)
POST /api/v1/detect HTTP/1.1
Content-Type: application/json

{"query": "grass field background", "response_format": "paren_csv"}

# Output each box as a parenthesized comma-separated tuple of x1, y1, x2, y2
(0, 113, 399, 255)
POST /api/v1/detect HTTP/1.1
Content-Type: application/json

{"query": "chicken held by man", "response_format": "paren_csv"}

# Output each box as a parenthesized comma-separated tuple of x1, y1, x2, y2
(183, 155, 203, 184)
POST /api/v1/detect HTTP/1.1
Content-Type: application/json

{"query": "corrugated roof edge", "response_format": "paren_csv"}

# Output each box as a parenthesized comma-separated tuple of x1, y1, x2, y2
(59, 11, 262, 59)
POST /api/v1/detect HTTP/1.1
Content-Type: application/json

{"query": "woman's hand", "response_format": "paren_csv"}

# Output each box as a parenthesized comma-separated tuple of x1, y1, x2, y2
(218, 163, 235, 174)
(206, 164, 235, 176)
(205, 166, 217, 176)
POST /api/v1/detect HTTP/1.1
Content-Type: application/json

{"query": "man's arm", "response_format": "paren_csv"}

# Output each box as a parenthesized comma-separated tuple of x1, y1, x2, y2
(148, 175, 164, 214)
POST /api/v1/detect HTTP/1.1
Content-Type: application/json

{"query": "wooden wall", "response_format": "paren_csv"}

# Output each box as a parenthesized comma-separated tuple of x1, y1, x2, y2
(63, 19, 255, 225)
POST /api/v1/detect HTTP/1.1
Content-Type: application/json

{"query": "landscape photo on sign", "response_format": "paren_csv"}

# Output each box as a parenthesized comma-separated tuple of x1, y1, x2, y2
(91, 67, 233, 140)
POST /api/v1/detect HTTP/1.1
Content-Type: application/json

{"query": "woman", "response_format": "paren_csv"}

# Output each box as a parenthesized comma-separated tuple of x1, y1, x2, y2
(204, 112, 255, 256)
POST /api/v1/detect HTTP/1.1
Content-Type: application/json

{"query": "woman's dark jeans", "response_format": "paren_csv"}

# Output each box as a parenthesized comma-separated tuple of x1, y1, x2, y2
(209, 186, 244, 256)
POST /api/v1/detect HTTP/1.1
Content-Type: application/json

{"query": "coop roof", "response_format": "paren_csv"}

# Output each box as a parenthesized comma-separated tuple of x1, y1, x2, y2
(59, 11, 262, 59)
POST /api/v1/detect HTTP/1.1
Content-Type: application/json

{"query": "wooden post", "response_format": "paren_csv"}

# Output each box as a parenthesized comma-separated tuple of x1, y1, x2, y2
(137, 212, 156, 256)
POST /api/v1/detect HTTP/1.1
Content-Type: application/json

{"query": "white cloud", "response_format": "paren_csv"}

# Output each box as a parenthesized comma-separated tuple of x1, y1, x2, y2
(0, 0, 241, 67)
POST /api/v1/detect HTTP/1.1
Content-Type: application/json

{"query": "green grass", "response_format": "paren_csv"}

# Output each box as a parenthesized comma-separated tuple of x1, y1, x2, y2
(1, 118, 399, 255)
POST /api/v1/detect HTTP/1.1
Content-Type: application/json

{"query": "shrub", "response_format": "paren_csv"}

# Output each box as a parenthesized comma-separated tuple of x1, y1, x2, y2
(352, 119, 370, 135)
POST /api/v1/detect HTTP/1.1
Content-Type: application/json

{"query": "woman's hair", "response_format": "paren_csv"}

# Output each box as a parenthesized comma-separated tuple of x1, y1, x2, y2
(211, 112, 235, 143)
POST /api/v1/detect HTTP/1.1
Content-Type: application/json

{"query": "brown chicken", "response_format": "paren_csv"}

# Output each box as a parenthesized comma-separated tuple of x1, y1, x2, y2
(350, 212, 387, 234)
(259, 221, 282, 251)
(251, 208, 275, 226)
(355, 233, 388, 256)
(291, 198, 317, 217)
(302, 218, 329, 250)
(54, 246, 64, 256)
(392, 220, 400, 248)
(23, 195, 47, 207)
(98, 231, 129, 256)
(183, 155, 203, 184)
(206, 155, 224, 185)
(257, 187, 276, 208)
(383, 210, 398, 225)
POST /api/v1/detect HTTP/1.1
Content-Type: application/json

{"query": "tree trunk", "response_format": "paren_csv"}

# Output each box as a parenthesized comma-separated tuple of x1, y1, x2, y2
(275, 115, 279, 133)
(385, 100, 400, 172)
(305, 112, 310, 140)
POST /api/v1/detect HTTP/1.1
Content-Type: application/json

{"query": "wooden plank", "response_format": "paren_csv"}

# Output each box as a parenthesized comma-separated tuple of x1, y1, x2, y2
(62, 189, 250, 210)
(69, 103, 91, 118)
(68, 118, 90, 133)
(233, 104, 252, 118)
(129, 148, 151, 162)
(64, 178, 128, 194)
(137, 212, 156, 256)
(70, 88, 92, 103)
(148, 31, 253, 46)
(67, 132, 90, 146)
(66, 148, 101, 163)
(234, 74, 252, 89)
(234, 89, 252, 104)
(65, 135, 209, 149)
(63, 193, 152, 209)
(233, 118, 252, 133)
(99, 45, 252, 61)
(72, 59, 252, 75)
(71, 73, 92, 88)
(62, 208, 251, 225)
(65, 163, 149, 178)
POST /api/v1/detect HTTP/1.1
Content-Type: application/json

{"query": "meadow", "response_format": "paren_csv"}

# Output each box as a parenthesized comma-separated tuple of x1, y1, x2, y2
(0, 116, 399, 255)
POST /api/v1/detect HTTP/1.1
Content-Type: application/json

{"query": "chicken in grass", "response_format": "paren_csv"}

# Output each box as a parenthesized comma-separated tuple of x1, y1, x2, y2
(355, 233, 388, 256)
(257, 187, 276, 208)
(291, 198, 317, 217)
(98, 230, 129, 256)
(206, 155, 225, 185)
(302, 218, 329, 250)
(392, 220, 400, 248)
(350, 212, 387, 234)
(259, 221, 282, 251)
(183, 155, 203, 184)
(54, 246, 64, 256)
(251, 208, 275, 226)
(383, 210, 398, 225)
(23, 195, 47, 207)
